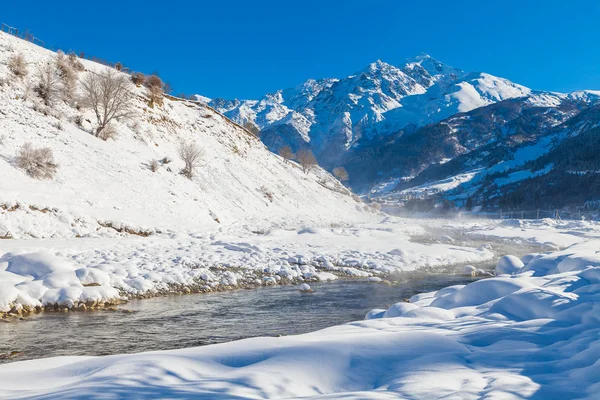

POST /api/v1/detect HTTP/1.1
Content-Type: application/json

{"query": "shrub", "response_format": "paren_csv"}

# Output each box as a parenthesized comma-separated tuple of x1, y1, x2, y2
(145, 74, 163, 107)
(8, 54, 27, 78)
(68, 52, 85, 72)
(17, 142, 58, 179)
(160, 156, 171, 164)
(149, 159, 159, 172)
(177, 139, 204, 179)
(114, 62, 123, 71)
(56, 51, 78, 100)
(131, 72, 145, 86)
(34, 62, 61, 106)
(260, 185, 274, 202)
(97, 123, 117, 141)
(145, 74, 163, 89)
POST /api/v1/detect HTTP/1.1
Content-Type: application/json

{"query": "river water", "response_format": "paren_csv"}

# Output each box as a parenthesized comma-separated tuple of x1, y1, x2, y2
(0, 237, 536, 364)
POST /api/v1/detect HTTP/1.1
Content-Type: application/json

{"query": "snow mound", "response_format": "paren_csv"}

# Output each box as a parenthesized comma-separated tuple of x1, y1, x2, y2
(495, 255, 524, 275)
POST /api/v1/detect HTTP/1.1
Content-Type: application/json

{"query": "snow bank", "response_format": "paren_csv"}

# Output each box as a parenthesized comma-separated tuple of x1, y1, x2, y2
(4, 244, 600, 398)
(0, 219, 495, 312)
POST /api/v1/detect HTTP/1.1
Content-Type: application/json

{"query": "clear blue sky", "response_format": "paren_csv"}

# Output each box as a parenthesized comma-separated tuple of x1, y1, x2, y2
(2, 1, 599, 99)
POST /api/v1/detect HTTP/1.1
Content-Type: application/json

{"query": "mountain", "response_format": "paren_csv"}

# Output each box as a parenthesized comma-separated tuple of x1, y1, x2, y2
(208, 55, 531, 168)
(372, 92, 600, 210)
(209, 55, 600, 210)
(0, 31, 373, 239)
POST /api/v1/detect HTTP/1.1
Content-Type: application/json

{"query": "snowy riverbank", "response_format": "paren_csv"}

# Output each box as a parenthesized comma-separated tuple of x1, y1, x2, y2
(0, 217, 499, 315)
(2, 227, 600, 398)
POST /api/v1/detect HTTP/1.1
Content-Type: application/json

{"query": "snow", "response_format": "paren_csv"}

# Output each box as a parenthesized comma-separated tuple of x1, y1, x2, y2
(5, 238, 600, 398)
(4, 26, 600, 400)
(0, 219, 496, 312)
(495, 254, 525, 275)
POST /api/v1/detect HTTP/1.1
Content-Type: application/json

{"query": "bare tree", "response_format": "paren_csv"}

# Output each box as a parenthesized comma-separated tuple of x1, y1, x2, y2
(278, 146, 294, 163)
(243, 121, 261, 137)
(8, 54, 27, 78)
(35, 62, 61, 106)
(333, 166, 349, 182)
(296, 148, 317, 174)
(80, 68, 134, 137)
(16, 142, 58, 179)
(177, 139, 204, 178)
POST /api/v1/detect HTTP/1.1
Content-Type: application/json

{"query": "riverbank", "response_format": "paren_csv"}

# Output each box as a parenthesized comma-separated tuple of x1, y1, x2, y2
(2, 236, 600, 399)
(0, 218, 500, 318)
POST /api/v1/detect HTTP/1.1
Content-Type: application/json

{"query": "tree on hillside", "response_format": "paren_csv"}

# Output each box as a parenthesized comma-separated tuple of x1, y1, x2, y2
(297, 148, 317, 174)
(278, 146, 294, 163)
(243, 121, 261, 137)
(80, 67, 134, 137)
(177, 139, 204, 179)
(333, 166, 349, 182)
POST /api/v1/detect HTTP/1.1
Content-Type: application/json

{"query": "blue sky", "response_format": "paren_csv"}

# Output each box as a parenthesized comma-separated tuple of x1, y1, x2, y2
(2, 1, 600, 99)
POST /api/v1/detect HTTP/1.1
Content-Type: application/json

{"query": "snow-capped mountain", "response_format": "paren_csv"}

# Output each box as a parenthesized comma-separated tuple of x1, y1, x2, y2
(209, 55, 531, 167)
(209, 55, 600, 210)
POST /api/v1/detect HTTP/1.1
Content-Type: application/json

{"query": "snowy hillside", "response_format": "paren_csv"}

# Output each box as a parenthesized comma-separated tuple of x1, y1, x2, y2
(0, 31, 371, 239)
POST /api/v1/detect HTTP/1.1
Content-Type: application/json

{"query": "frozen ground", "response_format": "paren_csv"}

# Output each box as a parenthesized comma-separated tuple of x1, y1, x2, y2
(2, 220, 600, 398)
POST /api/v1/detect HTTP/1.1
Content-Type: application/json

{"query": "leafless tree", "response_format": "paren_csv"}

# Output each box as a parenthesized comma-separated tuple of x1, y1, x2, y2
(16, 142, 58, 179)
(296, 148, 317, 174)
(35, 62, 61, 106)
(333, 166, 349, 182)
(8, 54, 27, 78)
(278, 146, 294, 163)
(243, 121, 261, 137)
(177, 139, 204, 178)
(80, 67, 135, 137)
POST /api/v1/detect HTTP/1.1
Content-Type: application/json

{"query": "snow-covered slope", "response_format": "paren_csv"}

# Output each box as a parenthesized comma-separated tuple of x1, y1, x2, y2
(0, 31, 371, 239)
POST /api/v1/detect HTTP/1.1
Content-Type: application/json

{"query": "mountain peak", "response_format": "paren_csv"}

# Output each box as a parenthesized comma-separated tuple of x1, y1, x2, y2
(403, 53, 463, 80)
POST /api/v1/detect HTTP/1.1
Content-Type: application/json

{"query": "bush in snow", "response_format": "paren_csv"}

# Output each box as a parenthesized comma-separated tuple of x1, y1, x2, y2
(278, 146, 294, 163)
(80, 67, 134, 137)
(177, 139, 204, 179)
(333, 166, 349, 182)
(131, 72, 145, 86)
(97, 123, 117, 141)
(370, 202, 382, 211)
(56, 51, 78, 101)
(149, 159, 159, 172)
(296, 148, 317, 174)
(260, 186, 274, 202)
(34, 62, 61, 106)
(114, 62, 123, 72)
(8, 54, 28, 79)
(16, 142, 58, 180)
(145, 74, 164, 107)
(67, 52, 85, 72)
